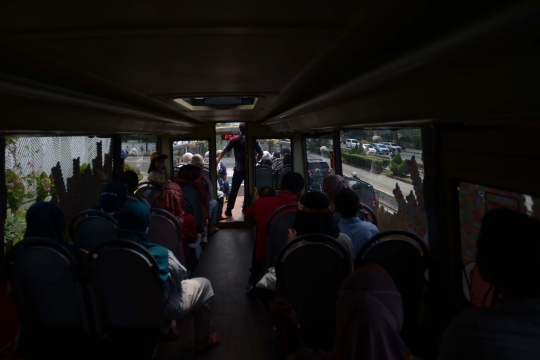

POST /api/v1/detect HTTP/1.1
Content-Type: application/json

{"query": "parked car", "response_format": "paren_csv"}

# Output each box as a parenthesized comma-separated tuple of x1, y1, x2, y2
(372, 143, 389, 155)
(345, 139, 360, 148)
(387, 142, 402, 152)
(307, 159, 332, 191)
(362, 144, 377, 155)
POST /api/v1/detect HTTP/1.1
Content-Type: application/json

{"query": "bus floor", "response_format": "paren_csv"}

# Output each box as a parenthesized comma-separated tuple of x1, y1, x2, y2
(155, 228, 277, 360)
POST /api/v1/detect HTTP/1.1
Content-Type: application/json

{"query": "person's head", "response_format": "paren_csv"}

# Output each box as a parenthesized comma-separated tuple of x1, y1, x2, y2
(279, 171, 305, 197)
(273, 151, 280, 159)
(258, 186, 276, 198)
(158, 183, 185, 219)
(149, 152, 168, 172)
(100, 181, 128, 214)
(282, 153, 291, 165)
(476, 208, 540, 299)
(182, 152, 193, 164)
(177, 164, 201, 182)
(334, 188, 360, 218)
(118, 170, 139, 193)
(323, 175, 352, 203)
(280, 146, 291, 159)
(293, 191, 340, 238)
(204, 151, 210, 163)
(116, 202, 151, 243)
(238, 122, 246, 134)
(335, 264, 410, 360)
(191, 154, 204, 169)
(260, 158, 273, 167)
(24, 202, 65, 243)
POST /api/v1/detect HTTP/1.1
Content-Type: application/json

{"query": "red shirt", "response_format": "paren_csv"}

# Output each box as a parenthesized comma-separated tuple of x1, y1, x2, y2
(245, 192, 298, 266)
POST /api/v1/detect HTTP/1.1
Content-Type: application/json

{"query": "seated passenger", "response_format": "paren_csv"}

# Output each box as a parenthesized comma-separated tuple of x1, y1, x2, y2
(322, 175, 352, 212)
(271, 264, 413, 360)
(244, 172, 305, 292)
(157, 183, 200, 263)
(116, 203, 221, 353)
(191, 154, 219, 235)
(148, 152, 170, 188)
(438, 208, 540, 360)
(216, 150, 230, 199)
(272, 146, 291, 170)
(95, 181, 128, 218)
(23, 202, 86, 275)
(182, 152, 193, 165)
(118, 170, 139, 194)
(274, 154, 291, 172)
(287, 191, 354, 270)
(258, 186, 276, 198)
(259, 158, 273, 167)
(334, 188, 379, 258)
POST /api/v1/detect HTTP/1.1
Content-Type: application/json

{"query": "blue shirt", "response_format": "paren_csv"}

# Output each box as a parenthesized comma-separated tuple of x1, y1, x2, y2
(337, 217, 379, 258)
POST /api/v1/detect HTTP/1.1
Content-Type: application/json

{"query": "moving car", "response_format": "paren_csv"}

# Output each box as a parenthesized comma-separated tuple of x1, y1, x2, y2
(307, 159, 332, 190)
(345, 139, 360, 148)
(362, 144, 377, 155)
(372, 143, 389, 155)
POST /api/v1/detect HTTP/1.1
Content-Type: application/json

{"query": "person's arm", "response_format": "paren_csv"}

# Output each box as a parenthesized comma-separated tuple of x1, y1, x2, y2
(256, 151, 263, 163)
(216, 149, 228, 164)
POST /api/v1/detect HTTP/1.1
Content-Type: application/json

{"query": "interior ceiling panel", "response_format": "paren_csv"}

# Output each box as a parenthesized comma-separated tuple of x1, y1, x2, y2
(0, 0, 538, 135)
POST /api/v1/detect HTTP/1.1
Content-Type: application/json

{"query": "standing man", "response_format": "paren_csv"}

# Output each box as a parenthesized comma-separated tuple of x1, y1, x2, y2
(216, 122, 263, 217)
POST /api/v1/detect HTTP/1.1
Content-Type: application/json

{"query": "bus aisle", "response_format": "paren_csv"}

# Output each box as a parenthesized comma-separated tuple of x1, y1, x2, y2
(155, 229, 277, 360)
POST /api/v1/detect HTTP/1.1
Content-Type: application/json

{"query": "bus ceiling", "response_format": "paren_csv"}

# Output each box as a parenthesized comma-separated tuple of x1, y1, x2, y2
(0, 1, 539, 135)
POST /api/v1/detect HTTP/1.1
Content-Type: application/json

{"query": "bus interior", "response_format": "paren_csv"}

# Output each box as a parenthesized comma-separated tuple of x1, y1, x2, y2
(2, 1, 540, 359)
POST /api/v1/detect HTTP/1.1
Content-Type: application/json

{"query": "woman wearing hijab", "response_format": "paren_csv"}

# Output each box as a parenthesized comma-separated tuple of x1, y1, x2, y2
(288, 191, 354, 269)
(23, 201, 87, 276)
(333, 264, 414, 360)
(148, 152, 170, 188)
(276, 264, 414, 360)
(157, 183, 200, 262)
(97, 181, 128, 218)
(323, 175, 353, 212)
(116, 202, 220, 354)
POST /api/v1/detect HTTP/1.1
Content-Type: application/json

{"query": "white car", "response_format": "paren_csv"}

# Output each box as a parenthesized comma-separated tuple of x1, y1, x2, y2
(345, 139, 360, 148)
(387, 142, 402, 152)
(362, 144, 376, 155)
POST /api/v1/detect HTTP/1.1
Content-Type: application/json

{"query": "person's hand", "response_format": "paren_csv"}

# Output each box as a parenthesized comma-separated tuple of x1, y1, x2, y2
(287, 229, 297, 242)
(366, 212, 374, 223)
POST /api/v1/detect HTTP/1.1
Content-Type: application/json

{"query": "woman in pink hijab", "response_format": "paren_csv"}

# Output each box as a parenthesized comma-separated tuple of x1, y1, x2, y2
(272, 263, 414, 360)
(323, 175, 352, 212)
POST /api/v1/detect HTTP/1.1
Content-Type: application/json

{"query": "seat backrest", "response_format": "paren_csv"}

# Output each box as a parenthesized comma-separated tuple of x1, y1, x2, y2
(255, 166, 274, 190)
(275, 234, 349, 350)
(147, 208, 184, 265)
(7, 237, 88, 331)
(87, 240, 162, 332)
(356, 230, 429, 346)
(276, 165, 291, 188)
(125, 193, 151, 208)
(135, 185, 161, 207)
(74, 216, 118, 251)
(265, 205, 297, 269)
(179, 184, 205, 232)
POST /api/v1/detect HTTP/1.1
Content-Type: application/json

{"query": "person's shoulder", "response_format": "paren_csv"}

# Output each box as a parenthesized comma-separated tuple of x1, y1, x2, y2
(438, 309, 480, 360)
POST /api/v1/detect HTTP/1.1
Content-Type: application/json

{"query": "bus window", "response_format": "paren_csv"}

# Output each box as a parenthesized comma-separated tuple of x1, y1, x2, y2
(170, 140, 209, 179)
(305, 134, 334, 193)
(339, 130, 427, 239)
(122, 135, 157, 181)
(458, 181, 538, 305)
(255, 138, 292, 192)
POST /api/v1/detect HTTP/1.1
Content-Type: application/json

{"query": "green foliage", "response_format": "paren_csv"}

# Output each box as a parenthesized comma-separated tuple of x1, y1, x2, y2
(4, 213, 26, 244)
(6, 169, 27, 212)
(341, 153, 390, 173)
(412, 135, 422, 148)
(398, 161, 409, 176)
(400, 134, 412, 142)
(124, 162, 140, 174)
(80, 163, 91, 175)
(390, 162, 399, 176)
(392, 153, 403, 165)
(353, 143, 364, 155)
